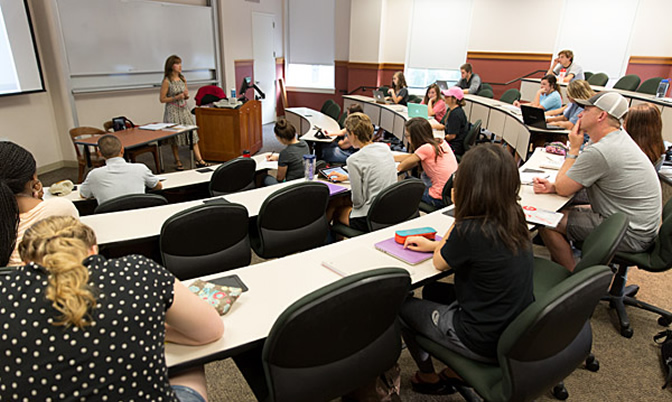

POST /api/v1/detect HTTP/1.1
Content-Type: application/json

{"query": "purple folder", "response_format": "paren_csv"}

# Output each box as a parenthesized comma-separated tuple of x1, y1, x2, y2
(374, 236, 442, 265)
(324, 182, 349, 196)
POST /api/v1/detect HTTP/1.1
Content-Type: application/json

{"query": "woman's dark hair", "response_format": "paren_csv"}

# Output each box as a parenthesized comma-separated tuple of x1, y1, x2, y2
(392, 71, 407, 90)
(347, 104, 363, 114)
(453, 144, 530, 252)
(164, 55, 185, 82)
(405, 117, 444, 163)
(274, 118, 297, 141)
(542, 74, 560, 93)
(624, 103, 666, 166)
(0, 142, 37, 266)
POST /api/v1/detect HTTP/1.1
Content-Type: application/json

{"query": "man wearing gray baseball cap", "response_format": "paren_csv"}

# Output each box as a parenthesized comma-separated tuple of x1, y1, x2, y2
(533, 91, 661, 271)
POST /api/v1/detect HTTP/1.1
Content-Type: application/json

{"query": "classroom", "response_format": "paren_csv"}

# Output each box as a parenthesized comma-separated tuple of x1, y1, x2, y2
(2, 0, 672, 401)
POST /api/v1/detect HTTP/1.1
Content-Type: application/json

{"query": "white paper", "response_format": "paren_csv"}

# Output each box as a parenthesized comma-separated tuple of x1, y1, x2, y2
(523, 206, 564, 228)
(139, 123, 175, 131)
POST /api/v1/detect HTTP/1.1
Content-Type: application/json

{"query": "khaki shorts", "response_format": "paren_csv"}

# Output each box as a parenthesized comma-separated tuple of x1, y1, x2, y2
(566, 206, 650, 253)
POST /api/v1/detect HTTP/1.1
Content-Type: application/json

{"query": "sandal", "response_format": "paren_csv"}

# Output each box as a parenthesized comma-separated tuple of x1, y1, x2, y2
(175, 162, 184, 171)
(409, 372, 456, 395)
(196, 160, 211, 168)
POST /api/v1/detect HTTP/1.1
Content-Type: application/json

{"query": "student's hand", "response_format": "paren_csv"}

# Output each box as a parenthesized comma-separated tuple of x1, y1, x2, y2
(567, 118, 584, 152)
(266, 154, 279, 161)
(403, 236, 437, 252)
(388, 88, 395, 96)
(513, 100, 521, 107)
(533, 177, 555, 194)
(328, 172, 348, 182)
(552, 57, 560, 66)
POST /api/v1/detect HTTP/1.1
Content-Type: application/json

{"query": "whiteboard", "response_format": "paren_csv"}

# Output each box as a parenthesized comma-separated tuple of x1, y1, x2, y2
(56, 0, 216, 92)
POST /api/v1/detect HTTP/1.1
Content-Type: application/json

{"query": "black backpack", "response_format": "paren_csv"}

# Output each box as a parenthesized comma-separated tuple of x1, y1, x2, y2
(654, 329, 672, 388)
(111, 116, 135, 131)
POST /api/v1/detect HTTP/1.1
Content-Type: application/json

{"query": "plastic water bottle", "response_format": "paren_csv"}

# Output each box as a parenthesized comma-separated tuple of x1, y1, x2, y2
(231, 88, 236, 99)
(656, 79, 670, 98)
(558, 68, 567, 82)
(303, 154, 316, 180)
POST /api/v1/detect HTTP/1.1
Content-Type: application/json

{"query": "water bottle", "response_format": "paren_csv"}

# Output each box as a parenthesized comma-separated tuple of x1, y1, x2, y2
(558, 68, 567, 82)
(231, 88, 236, 99)
(303, 154, 316, 180)
(242, 150, 250, 158)
(656, 79, 670, 98)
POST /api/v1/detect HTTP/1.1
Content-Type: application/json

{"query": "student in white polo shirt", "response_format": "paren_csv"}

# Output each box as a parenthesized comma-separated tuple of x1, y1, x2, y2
(80, 134, 162, 205)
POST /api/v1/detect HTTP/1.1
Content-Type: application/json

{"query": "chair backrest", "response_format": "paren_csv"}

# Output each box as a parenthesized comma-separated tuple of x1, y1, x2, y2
(367, 179, 425, 231)
(209, 157, 256, 196)
(584, 71, 594, 80)
(575, 212, 629, 272)
(481, 83, 493, 92)
(69, 127, 106, 159)
(441, 174, 454, 206)
(321, 99, 337, 114)
(255, 181, 330, 258)
(498, 265, 613, 402)
(102, 120, 114, 132)
(587, 72, 609, 86)
(262, 267, 411, 402)
(463, 119, 483, 153)
(377, 85, 389, 95)
(624, 198, 672, 272)
(408, 94, 423, 104)
(612, 74, 641, 91)
(325, 102, 341, 121)
(94, 193, 168, 214)
(160, 203, 250, 280)
(500, 88, 521, 104)
(637, 77, 663, 95)
(477, 88, 494, 99)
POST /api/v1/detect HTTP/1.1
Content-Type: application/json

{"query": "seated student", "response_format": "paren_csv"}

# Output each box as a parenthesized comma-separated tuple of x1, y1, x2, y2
(624, 103, 666, 170)
(0, 141, 79, 267)
(387, 71, 409, 105)
(0, 216, 224, 401)
(514, 74, 562, 112)
(326, 113, 397, 231)
(322, 104, 362, 164)
(422, 83, 447, 124)
(546, 79, 595, 130)
(547, 49, 584, 83)
(443, 87, 470, 157)
(79, 134, 162, 205)
(457, 63, 482, 94)
(396, 117, 458, 208)
(263, 118, 310, 186)
(399, 144, 534, 395)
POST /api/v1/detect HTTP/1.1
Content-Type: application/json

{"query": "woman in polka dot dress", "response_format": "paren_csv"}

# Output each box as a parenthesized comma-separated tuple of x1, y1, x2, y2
(0, 216, 224, 401)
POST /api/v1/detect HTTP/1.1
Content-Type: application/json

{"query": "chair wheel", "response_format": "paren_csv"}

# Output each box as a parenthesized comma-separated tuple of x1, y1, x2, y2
(658, 316, 672, 327)
(552, 384, 569, 400)
(620, 326, 634, 338)
(586, 360, 600, 372)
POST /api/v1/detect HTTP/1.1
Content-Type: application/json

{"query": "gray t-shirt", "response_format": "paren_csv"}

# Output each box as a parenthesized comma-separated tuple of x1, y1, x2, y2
(79, 157, 160, 205)
(566, 129, 661, 248)
(553, 62, 585, 82)
(346, 143, 397, 218)
(278, 140, 310, 181)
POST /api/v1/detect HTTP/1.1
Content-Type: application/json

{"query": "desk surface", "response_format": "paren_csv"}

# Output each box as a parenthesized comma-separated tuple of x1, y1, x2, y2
(74, 125, 197, 149)
(285, 107, 341, 143)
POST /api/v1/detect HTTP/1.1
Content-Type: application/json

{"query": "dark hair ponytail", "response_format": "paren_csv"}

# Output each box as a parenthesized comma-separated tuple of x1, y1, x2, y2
(0, 182, 19, 267)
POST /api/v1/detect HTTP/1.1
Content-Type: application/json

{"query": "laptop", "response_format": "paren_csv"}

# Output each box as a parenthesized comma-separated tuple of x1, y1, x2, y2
(407, 103, 429, 119)
(436, 80, 449, 91)
(372, 89, 389, 104)
(520, 105, 565, 130)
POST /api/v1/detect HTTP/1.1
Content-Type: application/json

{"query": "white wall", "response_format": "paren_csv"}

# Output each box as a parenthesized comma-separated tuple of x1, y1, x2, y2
(349, 0, 383, 63)
(334, 0, 351, 61)
(629, 0, 672, 56)
(379, 0, 411, 63)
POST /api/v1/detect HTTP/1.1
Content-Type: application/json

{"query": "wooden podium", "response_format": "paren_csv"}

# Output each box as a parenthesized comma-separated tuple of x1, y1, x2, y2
(195, 100, 263, 162)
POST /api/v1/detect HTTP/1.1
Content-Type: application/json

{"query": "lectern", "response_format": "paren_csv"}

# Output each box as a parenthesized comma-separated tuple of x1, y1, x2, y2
(195, 100, 263, 161)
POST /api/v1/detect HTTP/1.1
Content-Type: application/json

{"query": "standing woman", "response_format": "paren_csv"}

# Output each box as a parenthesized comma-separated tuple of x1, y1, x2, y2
(624, 103, 666, 170)
(423, 83, 447, 125)
(396, 118, 458, 208)
(399, 144, 534, 394)
(514, 74, 562, 112)
(443, 87, 470, 157)
(387, 71, 409, 105)
(160, 55, 210, 170)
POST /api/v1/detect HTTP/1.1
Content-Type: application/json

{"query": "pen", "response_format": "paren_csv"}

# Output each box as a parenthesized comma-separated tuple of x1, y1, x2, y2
(268, 151, 274, 159)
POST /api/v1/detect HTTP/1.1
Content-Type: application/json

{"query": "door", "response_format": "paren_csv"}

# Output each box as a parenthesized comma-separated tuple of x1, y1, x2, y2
(252, 13, 276, 124)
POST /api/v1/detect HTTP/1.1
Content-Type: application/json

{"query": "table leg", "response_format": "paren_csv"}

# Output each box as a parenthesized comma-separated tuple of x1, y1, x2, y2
(189, 130, 194, 169)
(84, 146, 92, 167)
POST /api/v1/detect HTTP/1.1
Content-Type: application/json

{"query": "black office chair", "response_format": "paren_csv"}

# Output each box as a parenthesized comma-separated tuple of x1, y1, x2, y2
(325, 102, 341, 121)
(160, 203, 251, 280)
(262, 267, 411, 402)
(250, 181, 330, 259)
(418, 174, 453, 213)
(320, 99, 337, 115)
(499, 88, 521, 104)
(209, 157, 256, 196)
(612, 74, 641, 91)
(408, 94, 423, 104)
(94, 193, 168, 214)
(587, 73, 609, 86)
(477, 88, 494, 99)
(605, 198, 672, 338)
(378, 85, 390, 95)
(413, 265, 613, 402)
(584, 71, 594, 81)
(331, 178, 425, 238)
(463, 119, 483, 155)
(637, 77, 663, 95)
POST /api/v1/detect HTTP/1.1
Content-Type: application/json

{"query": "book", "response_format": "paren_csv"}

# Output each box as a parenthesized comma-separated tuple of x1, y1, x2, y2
(321, 246, 416, 277)
(188, 279, 243, 315)
(522, 205, 564, 228)
(139, 122, 176, 131)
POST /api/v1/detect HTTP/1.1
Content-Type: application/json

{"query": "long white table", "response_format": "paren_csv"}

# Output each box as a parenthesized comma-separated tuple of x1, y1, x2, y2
(285, 107, 341, 143)
(521, 78, 672, 142)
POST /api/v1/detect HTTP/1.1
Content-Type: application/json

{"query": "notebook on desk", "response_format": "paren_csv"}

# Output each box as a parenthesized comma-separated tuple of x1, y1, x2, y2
(521, 105, 565, 130)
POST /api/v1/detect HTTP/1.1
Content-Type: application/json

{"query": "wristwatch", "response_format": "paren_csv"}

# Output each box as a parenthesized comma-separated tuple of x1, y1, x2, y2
(566, 153, 578, 159)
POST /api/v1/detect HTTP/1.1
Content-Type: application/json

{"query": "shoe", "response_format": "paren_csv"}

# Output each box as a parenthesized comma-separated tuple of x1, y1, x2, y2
(175, 162, 184, 171)
(409, 372, 457, 395)
(196, 160, 211, 168)
(438, 369, 469, 388)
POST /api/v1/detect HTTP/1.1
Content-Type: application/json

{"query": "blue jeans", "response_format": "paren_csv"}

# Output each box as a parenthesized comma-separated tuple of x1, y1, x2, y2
(420, 172, 445, 208)
(172, 385, 206, 402)
(322, 143, 356, 164)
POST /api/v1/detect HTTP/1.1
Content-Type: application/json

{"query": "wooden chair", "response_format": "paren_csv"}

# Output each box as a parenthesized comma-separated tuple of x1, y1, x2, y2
(69, 127, 107, 183)
(103, 120, 161, 173)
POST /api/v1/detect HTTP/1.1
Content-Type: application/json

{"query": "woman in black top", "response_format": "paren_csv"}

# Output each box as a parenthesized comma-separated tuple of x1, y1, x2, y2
(443, 86, 470, 156)
(399, 144, 534, 395)
(387, 71, 409, 106)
